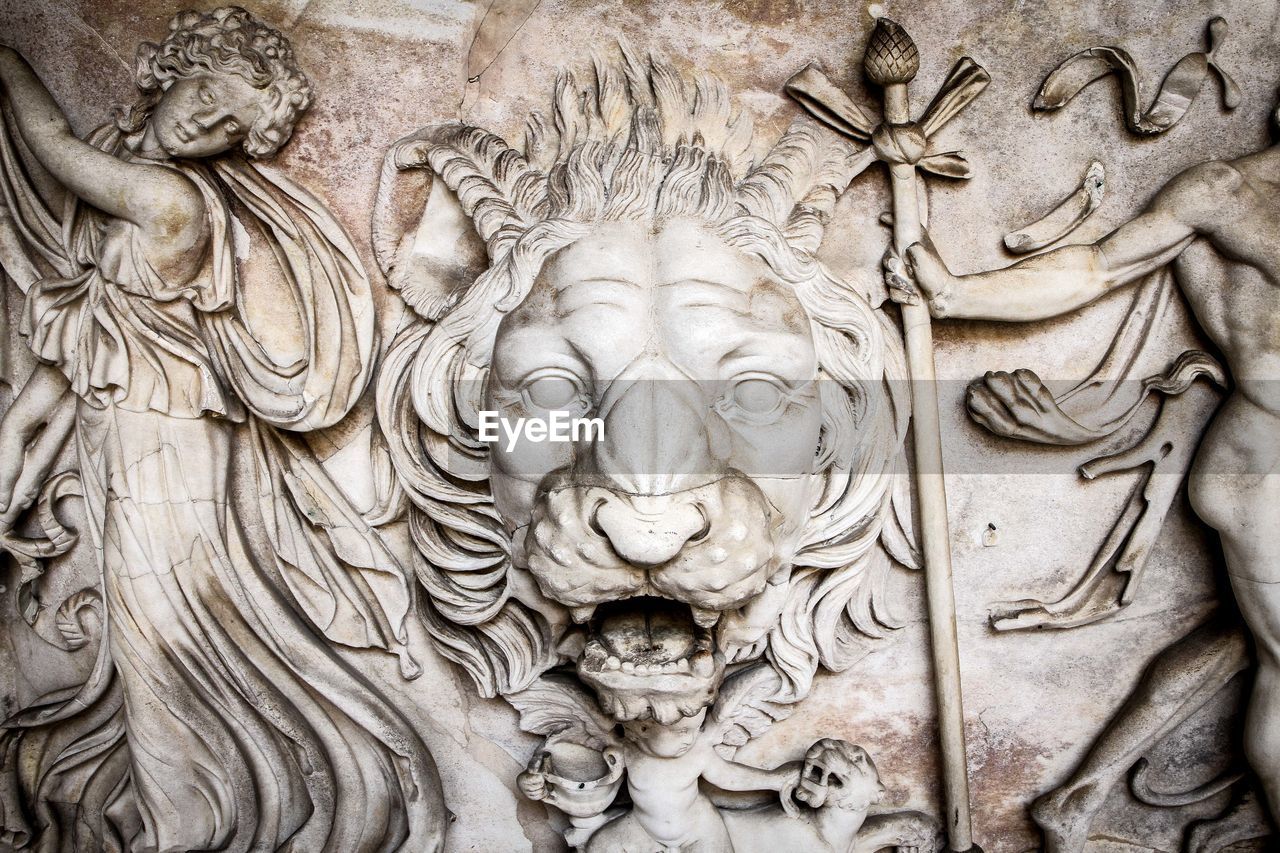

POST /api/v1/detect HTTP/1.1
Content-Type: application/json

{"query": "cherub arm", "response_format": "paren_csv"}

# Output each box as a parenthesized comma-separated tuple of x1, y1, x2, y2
(701, 750, 802, 794)
(905, 160, 1236, 321)
(0, 46, 202, 237)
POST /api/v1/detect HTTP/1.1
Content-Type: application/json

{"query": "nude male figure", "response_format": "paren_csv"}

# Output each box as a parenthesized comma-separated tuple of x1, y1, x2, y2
(901, 143, 1280, 837)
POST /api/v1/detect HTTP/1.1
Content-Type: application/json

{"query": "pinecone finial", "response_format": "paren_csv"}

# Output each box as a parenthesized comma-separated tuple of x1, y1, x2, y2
(863, 17, 919, 86)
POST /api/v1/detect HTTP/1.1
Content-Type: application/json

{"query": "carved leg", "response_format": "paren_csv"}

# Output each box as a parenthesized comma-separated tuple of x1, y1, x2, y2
(1189, 393, 1280, 826)
(584, 811, 671, 853)
(1186, 789, 1273, 853)
(1030, 616, 1248, 853)
(1224, 577, 1280, 824)
(852, 810, 944, 853)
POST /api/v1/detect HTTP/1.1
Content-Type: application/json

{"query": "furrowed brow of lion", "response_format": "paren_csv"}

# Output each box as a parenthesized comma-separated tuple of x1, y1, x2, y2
(373, 46, 910, 701)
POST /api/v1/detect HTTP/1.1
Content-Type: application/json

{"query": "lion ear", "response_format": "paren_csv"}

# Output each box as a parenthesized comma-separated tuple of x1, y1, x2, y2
(372, 131, 489, 321)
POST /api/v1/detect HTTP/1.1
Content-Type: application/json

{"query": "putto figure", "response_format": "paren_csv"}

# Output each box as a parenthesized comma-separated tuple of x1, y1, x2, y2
(375, 45, 936, 851)
(0, 7, 445, 852)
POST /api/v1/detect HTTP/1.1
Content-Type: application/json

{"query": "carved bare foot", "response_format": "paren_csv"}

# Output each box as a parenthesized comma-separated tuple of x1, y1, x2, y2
(1029, 783, 1106, 853)
(1187, 790, 1273, 853)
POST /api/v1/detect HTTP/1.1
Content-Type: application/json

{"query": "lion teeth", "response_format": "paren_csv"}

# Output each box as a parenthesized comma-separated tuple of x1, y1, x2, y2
(570, 604, 596, 623)
(597, 655, 694, 676)
(691, 607, 721, 628)
(692, 650, 714, 677)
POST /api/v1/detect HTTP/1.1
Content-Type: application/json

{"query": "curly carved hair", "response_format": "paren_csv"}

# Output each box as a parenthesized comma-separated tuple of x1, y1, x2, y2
(376, 48, 916, 707)
(117, 6, 311, 158)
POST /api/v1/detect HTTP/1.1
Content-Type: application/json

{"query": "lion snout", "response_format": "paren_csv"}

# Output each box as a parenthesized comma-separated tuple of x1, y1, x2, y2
(591, 492, 709, 567)
(522, 476, 776, 609)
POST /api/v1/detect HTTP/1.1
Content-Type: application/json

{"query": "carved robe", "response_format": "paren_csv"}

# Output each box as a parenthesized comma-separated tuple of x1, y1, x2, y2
(0, 121, 446, 852)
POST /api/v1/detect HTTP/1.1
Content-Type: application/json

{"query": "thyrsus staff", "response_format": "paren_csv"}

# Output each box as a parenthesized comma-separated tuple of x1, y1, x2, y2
(787, 16, 990, 852)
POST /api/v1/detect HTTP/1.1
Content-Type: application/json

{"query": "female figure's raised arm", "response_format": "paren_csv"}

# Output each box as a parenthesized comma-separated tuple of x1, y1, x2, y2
(0, 46, 201, 235)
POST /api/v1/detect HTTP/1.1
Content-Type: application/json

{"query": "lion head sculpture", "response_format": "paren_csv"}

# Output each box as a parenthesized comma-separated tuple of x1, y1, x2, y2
(373, 46, 913, 728)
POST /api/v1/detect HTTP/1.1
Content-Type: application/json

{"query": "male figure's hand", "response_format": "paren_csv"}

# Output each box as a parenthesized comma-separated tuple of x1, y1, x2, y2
(884, 233, 959, 319)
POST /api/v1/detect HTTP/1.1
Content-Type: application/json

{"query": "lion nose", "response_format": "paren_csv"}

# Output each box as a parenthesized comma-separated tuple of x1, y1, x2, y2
(591, 493, 708, 568)
(588, 362, 724, 495)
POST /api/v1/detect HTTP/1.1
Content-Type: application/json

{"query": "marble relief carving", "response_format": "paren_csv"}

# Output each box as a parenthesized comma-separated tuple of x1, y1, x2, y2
(901, 18, 1280, 845)
(0, 2, 1276, 852)
(373, 42, 940, 852)
(0, 8, 446, 851)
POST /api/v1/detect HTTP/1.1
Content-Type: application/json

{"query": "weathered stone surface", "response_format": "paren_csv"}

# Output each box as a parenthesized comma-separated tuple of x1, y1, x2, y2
(0, 1, 1275, 851)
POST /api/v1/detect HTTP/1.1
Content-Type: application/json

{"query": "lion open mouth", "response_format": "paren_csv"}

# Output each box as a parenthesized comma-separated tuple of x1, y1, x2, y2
(577, 596, 726, 723)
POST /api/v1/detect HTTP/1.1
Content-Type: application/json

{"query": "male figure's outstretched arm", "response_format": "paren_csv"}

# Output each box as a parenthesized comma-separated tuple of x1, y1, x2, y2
(904, 160, 1239, 321)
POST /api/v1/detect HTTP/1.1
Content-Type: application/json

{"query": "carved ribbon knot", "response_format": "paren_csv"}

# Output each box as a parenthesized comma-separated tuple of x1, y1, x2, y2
(870, 123, 926, 167)
(785, 54, 990, 180)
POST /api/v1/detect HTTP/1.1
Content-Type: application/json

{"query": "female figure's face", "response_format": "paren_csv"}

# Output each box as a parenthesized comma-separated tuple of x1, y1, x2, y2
(149, 72, 265, 159)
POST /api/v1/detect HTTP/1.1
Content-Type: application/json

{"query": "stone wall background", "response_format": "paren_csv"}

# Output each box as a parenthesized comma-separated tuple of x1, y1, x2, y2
(0, 1, 1273, 850)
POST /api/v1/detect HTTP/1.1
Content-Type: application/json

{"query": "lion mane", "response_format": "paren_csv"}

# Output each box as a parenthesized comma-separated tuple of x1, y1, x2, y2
(374, 46, 915, 714)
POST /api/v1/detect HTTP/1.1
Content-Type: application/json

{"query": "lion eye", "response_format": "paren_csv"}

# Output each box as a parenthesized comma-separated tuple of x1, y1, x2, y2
(729, 378, 784, 415)
(524, 374, 583, 411)
(223, 119, 242, 136)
